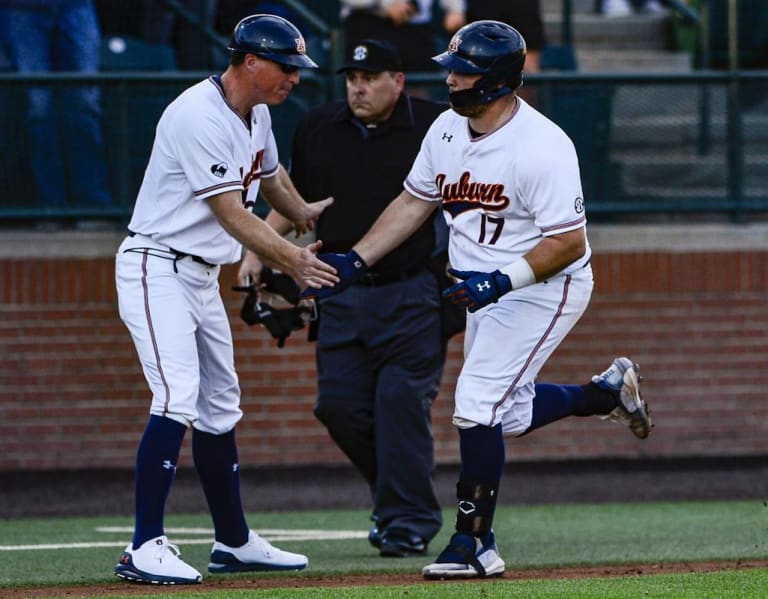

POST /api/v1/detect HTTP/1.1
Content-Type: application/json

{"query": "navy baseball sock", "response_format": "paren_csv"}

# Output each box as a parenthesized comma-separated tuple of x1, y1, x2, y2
(459, 424, 505, 485)
(132, 415, 186, 549)
(452, 425, 504, 538)
(192, 428, 249, 548)
(524, 383, 616, 434)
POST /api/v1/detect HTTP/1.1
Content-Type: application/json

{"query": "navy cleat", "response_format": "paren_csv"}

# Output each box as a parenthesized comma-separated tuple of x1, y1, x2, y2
(422, 530, 505, 579)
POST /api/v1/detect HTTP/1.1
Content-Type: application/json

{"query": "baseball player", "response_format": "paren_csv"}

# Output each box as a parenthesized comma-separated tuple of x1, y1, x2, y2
(304, 20, 652, 579)
(113, 14, 338, 585)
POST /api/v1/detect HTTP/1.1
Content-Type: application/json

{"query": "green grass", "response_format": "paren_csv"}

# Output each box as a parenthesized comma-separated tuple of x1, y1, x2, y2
(1, 500, 767, 596)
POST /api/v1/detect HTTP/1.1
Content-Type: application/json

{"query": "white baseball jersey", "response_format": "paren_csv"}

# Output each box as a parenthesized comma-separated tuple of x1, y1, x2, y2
(405, 97, 591, 274)
(404, 97, 595, 433)
(127, 75, 279, 265)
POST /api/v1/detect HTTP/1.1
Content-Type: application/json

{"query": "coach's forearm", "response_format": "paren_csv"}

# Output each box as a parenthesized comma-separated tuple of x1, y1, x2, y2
(209, 192, 300, 272)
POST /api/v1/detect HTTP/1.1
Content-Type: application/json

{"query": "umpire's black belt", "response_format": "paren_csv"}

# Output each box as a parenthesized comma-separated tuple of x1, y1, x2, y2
(355, 265, 425, 287)
(127, 230, 217, 268)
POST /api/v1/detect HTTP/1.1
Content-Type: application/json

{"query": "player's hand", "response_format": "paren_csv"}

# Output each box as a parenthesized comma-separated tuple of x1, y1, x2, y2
(290, 240, 340, 290)
(299, 250, 368, 300)
(442, 268, 513, 313)
(293, 197, 333, 236)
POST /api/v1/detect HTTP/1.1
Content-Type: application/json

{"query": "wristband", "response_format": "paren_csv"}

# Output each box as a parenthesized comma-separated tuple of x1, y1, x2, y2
(499, 258, 536, 290)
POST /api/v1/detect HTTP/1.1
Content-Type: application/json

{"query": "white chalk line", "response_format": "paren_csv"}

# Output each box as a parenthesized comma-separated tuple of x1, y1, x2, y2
(0, 527, 368, 551)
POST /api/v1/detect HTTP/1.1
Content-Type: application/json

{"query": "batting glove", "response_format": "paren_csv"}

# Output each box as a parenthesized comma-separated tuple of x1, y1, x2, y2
(300, 250, 368, 300)
(442, 268, 513, 313)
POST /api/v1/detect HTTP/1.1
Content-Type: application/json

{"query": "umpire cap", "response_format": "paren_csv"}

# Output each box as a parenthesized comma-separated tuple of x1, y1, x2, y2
(229, 14, 318, 69)
(336, 39, 403, 74)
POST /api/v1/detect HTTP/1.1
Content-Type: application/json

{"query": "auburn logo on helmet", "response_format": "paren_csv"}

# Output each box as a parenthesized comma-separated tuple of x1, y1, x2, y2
(448, 34, 461, 53)
(295, 37, 306, 54)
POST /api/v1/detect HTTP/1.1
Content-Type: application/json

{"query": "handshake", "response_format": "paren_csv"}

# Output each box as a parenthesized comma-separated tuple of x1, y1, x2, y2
(302, 251, 515, 313)
(300, 250, 369, 300)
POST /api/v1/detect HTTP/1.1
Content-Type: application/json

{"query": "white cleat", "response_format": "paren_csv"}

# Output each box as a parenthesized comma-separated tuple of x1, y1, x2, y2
(422, 531, 505, 580)
(208, 530, 308, 573)
(593, 357, 652, 439)
(114, 535, 202, 584)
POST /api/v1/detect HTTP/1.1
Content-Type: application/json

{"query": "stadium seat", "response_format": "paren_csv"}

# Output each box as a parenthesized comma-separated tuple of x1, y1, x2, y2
(100, 36, 176, 71)
(99, 36, 181, 208)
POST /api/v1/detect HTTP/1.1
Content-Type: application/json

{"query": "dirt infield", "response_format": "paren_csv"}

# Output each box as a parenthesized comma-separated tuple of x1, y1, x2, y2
(7, 560, 768, 598)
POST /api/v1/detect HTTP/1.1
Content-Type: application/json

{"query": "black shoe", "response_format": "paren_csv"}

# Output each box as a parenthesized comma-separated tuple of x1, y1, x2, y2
(368, 524, 383, 549)
(379, 529, 427, 557)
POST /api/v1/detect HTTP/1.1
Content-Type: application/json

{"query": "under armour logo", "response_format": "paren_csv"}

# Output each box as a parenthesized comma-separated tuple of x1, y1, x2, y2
(476, 281, 491, 291)
(233, 463, 239, 473)
(442, 132, 453, 142)
(458, 500, 476, 515)
(162, 460, 176, 471)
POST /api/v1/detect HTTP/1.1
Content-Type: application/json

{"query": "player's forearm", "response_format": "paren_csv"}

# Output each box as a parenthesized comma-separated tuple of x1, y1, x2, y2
(353, 190, 437, 266)
(523, 228, 587, 281)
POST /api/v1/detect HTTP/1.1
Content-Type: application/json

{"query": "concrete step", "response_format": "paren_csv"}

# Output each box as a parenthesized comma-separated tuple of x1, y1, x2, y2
(616, 154, 768, 191)
(612, 112, 768, 151)
(576, 48, 691, 71)
(544, 12, 674, 50)
(615, 184, 768, 200)
(542, 0, 597, 15)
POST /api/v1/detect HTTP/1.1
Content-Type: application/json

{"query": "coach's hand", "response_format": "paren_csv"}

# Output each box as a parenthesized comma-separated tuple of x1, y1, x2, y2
(300, 250, 368, 300)
(443, 269, 513, 313)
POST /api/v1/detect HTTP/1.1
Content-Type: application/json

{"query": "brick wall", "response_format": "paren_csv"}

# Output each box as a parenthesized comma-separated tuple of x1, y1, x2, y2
(1, 227, 767, 471)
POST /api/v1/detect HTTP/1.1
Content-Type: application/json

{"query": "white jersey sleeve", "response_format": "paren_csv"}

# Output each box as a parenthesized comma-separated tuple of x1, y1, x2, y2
(173, 107, 244, 200)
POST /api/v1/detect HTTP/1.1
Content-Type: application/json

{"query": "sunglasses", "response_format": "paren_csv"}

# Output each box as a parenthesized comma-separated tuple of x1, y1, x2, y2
(279, 63, 299, 74)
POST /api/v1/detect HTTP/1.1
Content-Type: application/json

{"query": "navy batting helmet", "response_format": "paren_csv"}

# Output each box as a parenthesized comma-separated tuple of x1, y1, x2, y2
(228, 14, 318, 69)
(432, 20, 526, 108)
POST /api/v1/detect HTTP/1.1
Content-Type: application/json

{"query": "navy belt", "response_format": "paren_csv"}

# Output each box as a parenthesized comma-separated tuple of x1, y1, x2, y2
(355, 266, 425, 287)
(127, 230, 217, 268)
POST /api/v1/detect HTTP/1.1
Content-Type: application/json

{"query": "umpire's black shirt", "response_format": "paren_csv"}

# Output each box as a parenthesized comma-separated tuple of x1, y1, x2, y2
(289, 93, 446, 278)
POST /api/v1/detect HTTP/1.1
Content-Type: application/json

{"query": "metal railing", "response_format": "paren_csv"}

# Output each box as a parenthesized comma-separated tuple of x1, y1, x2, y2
(0, 69, 766, 224)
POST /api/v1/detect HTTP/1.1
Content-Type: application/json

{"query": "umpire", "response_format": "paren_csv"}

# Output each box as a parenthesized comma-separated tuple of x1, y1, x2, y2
(243, 39, 449, 557)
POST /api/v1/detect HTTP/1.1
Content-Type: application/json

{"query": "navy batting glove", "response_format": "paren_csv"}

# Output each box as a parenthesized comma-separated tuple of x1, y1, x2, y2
(443, 268, 513, 313)
(300, 250, 368, 300)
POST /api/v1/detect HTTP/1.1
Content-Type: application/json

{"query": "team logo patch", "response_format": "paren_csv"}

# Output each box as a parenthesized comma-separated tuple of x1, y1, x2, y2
(574, 196, 584, 213)
(211, 162, 228, 177)
(353, 45, 368, 61)
(448, 34, 461, 53)
(296, 37, 306, 54)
